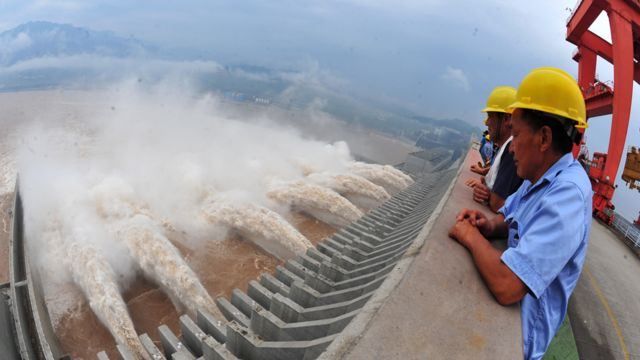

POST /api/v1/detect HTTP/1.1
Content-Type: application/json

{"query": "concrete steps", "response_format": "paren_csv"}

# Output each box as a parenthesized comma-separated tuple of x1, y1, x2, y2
(97, 168, 457, 360)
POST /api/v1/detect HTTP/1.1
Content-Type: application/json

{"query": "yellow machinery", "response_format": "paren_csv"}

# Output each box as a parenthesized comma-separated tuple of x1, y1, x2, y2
(622, 145, 640, 192)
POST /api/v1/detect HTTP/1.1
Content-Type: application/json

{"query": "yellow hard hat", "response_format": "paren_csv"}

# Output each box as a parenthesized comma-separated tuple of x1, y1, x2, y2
(485, 134, 490, 141)
(508, 67, 587, 128)
(481, 86, 517, 114)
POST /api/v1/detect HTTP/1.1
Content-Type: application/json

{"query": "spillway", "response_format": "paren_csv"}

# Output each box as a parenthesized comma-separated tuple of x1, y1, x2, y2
(3, 156, 465, 359)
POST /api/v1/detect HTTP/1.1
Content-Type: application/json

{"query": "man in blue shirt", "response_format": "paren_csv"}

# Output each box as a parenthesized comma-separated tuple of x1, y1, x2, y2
(449, 67, 592, 359)
(479, 131, 493, 165)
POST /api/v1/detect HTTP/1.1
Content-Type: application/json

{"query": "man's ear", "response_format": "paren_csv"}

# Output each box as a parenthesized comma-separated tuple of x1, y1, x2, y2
(504, 114, 513, 130)
(539, 125, 553, 152)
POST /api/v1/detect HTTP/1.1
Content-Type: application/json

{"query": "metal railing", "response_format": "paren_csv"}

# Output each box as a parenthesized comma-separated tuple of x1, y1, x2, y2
(612, 212, 640, 248)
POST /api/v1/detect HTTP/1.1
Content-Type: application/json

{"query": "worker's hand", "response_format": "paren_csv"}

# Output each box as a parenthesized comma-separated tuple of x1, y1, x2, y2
(470, 164, 490, 176)
(470, 164, 483, 174)
(448, 218, 482, 249)
(473, 183, 490, 203)
(455, 208, 494, 236)
(465, 178, 481, 188)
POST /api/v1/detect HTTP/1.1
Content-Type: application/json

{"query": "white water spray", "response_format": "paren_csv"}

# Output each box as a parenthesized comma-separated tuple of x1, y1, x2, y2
(91, 178, 222, 320)
(306, 172, 390, 209)
(201, 195, 312, 260)
(267, 181, 363, 228)
(41, 220, 148, 359)
(382, 164, 414, 186)
(347, 162, 410, 194)
(66, 243, 149, 359)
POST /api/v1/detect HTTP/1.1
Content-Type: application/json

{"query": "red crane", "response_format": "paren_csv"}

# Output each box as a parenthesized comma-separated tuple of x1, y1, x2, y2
(566, 0, 640, 225)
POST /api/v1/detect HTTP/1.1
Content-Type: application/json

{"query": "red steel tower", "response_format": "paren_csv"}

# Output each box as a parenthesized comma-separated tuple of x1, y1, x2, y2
(566, 0, 640, 224)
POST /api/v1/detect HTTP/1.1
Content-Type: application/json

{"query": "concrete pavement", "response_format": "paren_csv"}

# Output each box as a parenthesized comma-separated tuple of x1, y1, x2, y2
(569, 220, 640, 360)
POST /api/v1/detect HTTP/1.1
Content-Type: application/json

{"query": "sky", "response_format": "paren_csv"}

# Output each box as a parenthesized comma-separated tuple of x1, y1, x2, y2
(0, 0, 639, 219)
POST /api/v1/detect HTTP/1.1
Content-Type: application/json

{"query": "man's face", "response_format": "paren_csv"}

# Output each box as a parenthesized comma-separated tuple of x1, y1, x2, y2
(486, 112, 501, 140)
(510, 109, 543, 181)
(503, 113, 512, 134)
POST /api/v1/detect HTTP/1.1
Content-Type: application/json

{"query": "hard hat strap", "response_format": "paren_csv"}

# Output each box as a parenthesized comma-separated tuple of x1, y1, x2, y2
(556, 116, 582, 145)
(545, 112, 582, 145)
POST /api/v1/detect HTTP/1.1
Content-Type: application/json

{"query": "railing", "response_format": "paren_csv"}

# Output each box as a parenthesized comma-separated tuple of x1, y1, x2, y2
(566, 0, 583, 24)
(8, 180, 65, 359)
(583, 80, 614, 99)
(612, 212, 640, 248)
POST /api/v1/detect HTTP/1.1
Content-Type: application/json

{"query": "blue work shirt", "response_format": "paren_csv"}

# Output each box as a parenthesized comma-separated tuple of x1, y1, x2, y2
(481, 140, 494, 165)
(499, 153, 592, 360)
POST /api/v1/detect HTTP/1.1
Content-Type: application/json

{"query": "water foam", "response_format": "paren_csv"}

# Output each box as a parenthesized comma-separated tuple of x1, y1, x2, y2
(382, 164, 414, 186)
(91, 178, 222, 320)
(201, 196, 312, 260)
(42, 221, 148, 359)
(347, 162, 410, 194)
(306, 172, 390, 209)
(267, 181, 363, 228)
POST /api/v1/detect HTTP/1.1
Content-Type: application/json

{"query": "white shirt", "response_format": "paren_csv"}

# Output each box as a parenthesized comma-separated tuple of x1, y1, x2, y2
(485, 136, 512, 191)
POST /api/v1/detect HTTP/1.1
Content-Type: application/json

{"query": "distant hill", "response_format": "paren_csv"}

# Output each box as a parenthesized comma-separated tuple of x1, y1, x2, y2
(0, 21, 158, 66)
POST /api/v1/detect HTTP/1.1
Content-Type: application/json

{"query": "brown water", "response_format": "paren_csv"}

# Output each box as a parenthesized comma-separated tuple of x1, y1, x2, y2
(289, 212, 336, 246)
(54, 213, 335, 358)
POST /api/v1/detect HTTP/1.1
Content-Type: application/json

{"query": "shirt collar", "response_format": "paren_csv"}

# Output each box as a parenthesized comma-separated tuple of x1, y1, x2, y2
(498, 136, 513, 152)
(523, 152, 575, 195)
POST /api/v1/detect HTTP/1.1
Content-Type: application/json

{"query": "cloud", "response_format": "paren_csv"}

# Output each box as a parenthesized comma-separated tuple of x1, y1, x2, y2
(0, 32, 33, 61)
(278, 61, 348, 91)
(441, 66, 470, 92)
(335, 0, 445, 14)
(230, 68, 272, 82)
(0, 54, 223, 76)
(28, 0, 88, 12)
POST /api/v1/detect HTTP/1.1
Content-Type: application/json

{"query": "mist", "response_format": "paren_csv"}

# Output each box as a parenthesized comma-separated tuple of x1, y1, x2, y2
(18, 78, 347, 273)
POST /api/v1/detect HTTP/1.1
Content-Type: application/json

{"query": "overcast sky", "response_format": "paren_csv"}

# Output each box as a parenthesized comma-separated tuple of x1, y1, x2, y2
(0, 0, 639, 219)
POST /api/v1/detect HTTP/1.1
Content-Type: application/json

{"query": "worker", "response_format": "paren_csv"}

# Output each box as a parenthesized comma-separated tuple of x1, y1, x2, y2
(449, 67, 592, 359)
(577, 137, 589, 172)
(471, 113, 500, 175)
(467, 86, 523, 212)
(479, 130, 493, 166)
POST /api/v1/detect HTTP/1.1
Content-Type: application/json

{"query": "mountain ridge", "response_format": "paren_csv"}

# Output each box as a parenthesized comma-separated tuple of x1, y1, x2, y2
(0, 21, 159, 66)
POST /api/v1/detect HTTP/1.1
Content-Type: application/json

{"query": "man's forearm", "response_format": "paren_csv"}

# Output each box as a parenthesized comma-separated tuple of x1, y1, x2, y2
(466, 233, 525, 305)
(488, 193, 505, 214)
